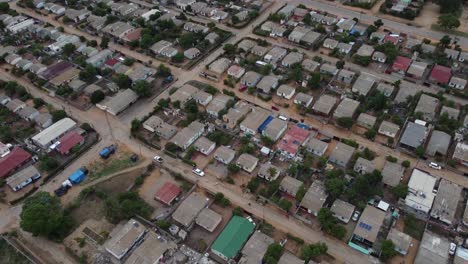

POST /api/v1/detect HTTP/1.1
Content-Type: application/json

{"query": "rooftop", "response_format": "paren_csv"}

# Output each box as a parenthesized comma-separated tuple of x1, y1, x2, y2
(333, 98, 360, 119)
(425, 130, 451, 156)
(430, 64, 452, 84)
(211, 216, 255, 260)
(195, 208, 222, 232)
(154, 181, 181, 205)
(381, 161, 404, 187)
(301, 181, 327, 214)
(399, 122, 428, 149)
(405, 169, 437, 214)
(172, 192, 209, 227)
(430, 179, 462, 225)
(387, 228, 412, 255)
(125, 231, 177, 264)
(353, 205, 386, 243)
(414, 231, 449, 264)
(414, 94, 439, 121)
(240, 231, 274, 264)
(313, 94, 337, 115)
(330, 199, 355, 223)
(329, 142, 356, 166)
(278, 252, 305, 264)
(280, 176, 303, 197)
(276, 126, 310, 156)
(105, 219, 146, 260)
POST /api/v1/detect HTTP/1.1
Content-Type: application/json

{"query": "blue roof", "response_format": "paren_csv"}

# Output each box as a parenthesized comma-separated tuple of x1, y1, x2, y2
(258, 115, 273, 133)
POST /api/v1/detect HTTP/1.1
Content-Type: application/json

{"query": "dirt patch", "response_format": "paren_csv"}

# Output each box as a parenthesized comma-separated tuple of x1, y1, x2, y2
(459, 7, 468, 35)
(94, 168, 142, 198)
(413, 2, 440, 30)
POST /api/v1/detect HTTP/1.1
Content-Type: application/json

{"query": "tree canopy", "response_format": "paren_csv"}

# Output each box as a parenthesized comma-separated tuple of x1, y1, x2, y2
(438, 14, 460, 30)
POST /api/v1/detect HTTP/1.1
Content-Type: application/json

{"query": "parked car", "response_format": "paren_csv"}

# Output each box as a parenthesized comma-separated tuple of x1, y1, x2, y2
(352, 211, 361, 221)
(153, 155, 163, 163)
(99, 144, 116, 159)
(54, 185, 71, 197)
(449, 242, 457, 255)
(271, 105, 279, 111)
(192, 168, 205, 177)
(130, 153, 139, 162)
(239, 85, 247, 92)
(428, 162, 442, 170)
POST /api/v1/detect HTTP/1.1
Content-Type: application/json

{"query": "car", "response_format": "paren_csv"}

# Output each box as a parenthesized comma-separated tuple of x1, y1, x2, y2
(130, 153, 139, 162)
(153, 156, 163, 163)
(271, 105, 279, 111)
(352, 211, 361, 221)
(54, 185, 70, 197)
(428, 162, 442, 170)
(449, 242, 457, 255)
(239, 85, 247, 92)
(192, 168, 205, 177)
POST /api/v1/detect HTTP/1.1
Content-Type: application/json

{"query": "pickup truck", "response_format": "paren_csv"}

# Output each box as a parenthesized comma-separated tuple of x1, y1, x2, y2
(68, 167, 89, 185)
(99, 145, 116, 159)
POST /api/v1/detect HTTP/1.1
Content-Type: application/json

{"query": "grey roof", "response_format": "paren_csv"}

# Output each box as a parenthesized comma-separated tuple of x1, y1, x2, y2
(333, 98, 360, 119)
(236, 153, 259, 171)
(337, 42, 353, 53)
(172, 192, 209, 227)
(337, 69, 356, 81)
(407, 61, 428, 78)
(387, 228, 412, 255)
(405, 38, 422, 49)
(213, 145, 236, 164)
(256, 75, 278, 93)
(304, 137, 328, 156)
(294, 92, 313, 106)
(104, 89, 138, 115)
(193, 136, 215, 153)
(223, 101, 251, 128)
(430, 179, 462, 225)
(276, 84, 295, 98)
(301, 59, 319, 72)
(300, 181, 327, 213)
(104, 219, 146, 260)
(381, 161, 404, 187)
(320, 63, 338, 75)
(279, 176, 303, 197)
(17, 106, 39, 119)
(301, 31, 321, 44)
(263, 118, 287, 140)
(376, 82, 395, 97)
(414, 94, 439, 121)
(353, 205, 386, 243)
(414, 231, 450, 264)
(329, 142, 356, 166)
(338, 18, 356, 31)
(6, 165, 40, 189)
(193, 90, 212, 105)
(68, 79, 86, 91)
(370, 31, 386, 42)
(206, 94, 233, 116)
(357, 113, 376, 129)
(453, 142, 468, 163)
(278, 252, 305, 264)
(264, 46, 287, 63)
(313, 94, 337, 115)
(444, 48, 460, 59)
(170, 83, 198, 105)
(151, 40, 172, 54)
(102, 21, 135, 38)
(209, 58, 231, 74)
(356, 44, 374, 57)
(251, 45, 270, 56)
(237, 39, 256, 52)
(351, 74, 375, 96)
(421, 43, 436, 54)
(425, 130, 451, 156)
(143, 115, 163, 131)
(195, 207, 222, 232)
(241, 71, 263, 87)
(288, 26, 310, 42)
(354, 157, 375, 175)
(449, 76, 467, 88)
(240, 107, 271, 133)
(257, 162, 281, 180)
(125, 231, 176, 264)
(323, 38, 339, 49)
(282, 52, 304, 66)
(34, 113, 52, 127)
(399, 122, 428, 149)
(330, 199, 355, 223)
(240, 232, 274, 264)
(171, 121, 204, 149)
(394, 85, 417, 103)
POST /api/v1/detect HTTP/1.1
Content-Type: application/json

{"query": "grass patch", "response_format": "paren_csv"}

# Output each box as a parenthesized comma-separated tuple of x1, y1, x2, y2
(87, 153, 136, 181)
(403, 214, 425, 240)
(0, 237, 31, 264)
(431, 24, 468, 38)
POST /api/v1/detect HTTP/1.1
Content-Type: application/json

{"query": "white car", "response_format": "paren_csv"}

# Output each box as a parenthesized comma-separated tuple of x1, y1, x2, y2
(153, 156, 163, 163)
(449, 242, 456, 255)
(192, 168, 205, 177)
(428, 162, 441, 170)
(352, 211, 361, 222)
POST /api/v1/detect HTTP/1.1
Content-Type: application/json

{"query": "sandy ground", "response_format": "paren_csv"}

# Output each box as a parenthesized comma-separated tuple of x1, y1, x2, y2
(414, 2, 440, 30)
(459, 7, 468, 34)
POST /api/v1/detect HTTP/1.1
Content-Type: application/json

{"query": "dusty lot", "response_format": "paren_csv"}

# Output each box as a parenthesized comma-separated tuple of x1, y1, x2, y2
(413, 2, 439, 30)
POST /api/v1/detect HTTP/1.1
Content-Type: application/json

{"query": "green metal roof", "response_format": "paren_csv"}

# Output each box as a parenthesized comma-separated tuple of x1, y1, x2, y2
(211, 216, 255, 259)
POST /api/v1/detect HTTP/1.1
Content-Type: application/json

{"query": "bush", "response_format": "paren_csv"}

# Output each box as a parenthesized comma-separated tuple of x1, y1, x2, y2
(386, 156, 397, 163)
(247, 177, 260, 192)
(233, 206, 243, 216)
(336, 117, 354, 129)
(90, 90, 105, 104)
(155, 220, 171, 230)
(392, 184, 408, 199)
(402, 160, 411, 168)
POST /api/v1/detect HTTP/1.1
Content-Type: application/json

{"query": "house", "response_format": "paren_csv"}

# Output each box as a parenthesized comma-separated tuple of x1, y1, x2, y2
(156, 123, 177, 140)
(32, 118, 76, 149)
(459, 51, 468, 62)
(170, 83, 198, 107)
(227, 65, 245, 79)
(205, 32, 219, 44)
(0, 45, 17, 57)
(77, 46, 98, 58)
(370, 31, 386, 43)
(193, 136, 216, 155)
(382, 161, 404, 187)
(414, 231, 450, 264)
(143, 116, 164, 133)
(251, 45, 270, 57)
(256, 75, 279, 94)
(87, 15, 106, 31)
(102, 22, 135, 39)
(195, 208, 222, 232)
(276, 126, 310, 159)
(392, 56, 412, 74)
(211, 216, 255, 262)
(323, 38, 339, 50)
(425, 131, 451, 157)
(17, 106, 39, 122)
(329, 142, 356, 167)
(176, 0, 196, 10)
(124, 229, 176, 264)
(16, 59, 33, 71)
(350, 23, 368, 35)
(278, 4, 296, 17)
(279, 176, 303, 197)
(444, 48, 460, 60)
(29, 63, 47, 75)
(64, 8, 90, 23)
(34, 113, 53, 129)
(240, 107, 270, 135)
(404, 38, 421, 50)
(313, 94, 337, 115)
(455, 246, 468, 264)
(349, 205, 387, 255)
(184, 22, 209, 33)
(99, 89, 138, 116)
(171, 121, 205, 150)
(292, 7, 308, 20)
(399, 121, 428, 150)
(104, 219, 147, 260)
(372, 51, 387, 63)
(378, 121, 400, 139)
(320, 64, 339, 76)
(301, 31, 322, 46)
(184, 47, 200, 60)
(452, 142, 468, 166)
(430, 179, 462, 225)
(126, 65, 155, 83)
(172, 192, 209, 228)
(337, 18, 356, 32)
(337, 42, 353, 55)
(347, 74, 374, 93)
(55, 131, 84, 155)
(6, 18, 35, 33)
(387, 228, 412, 256)
(288, 26, 310, 43)
(357, 113, 376, 129)
(440, 106, 459, 119)
(237, 39, 256, 53)
(154, 181, 181, 206)
(44, 3, 65, 15)
(0, 95, 10, 106)
(376, 83, 395, 97)
(263, 118, 287, 141)
(32, 0, 45, 9)
(282, 52, 303, 67)
(278, 252, 305, 264)
(394, 84, 417, 103)
(294, 92, 313, 107)
(236, 153, 259, 173)
(209, 58, 231, 75)
(300, 181, 327, 216)
(276, 84, 296, 99)
(322, 15, 337, 25)
(301, 59, 319, 72)
(241, 71, 263, 87)
(448, 76, 467, 90)
(304, 137, 328, 157)
(429, 64, 452, 85)
(406, 61, 428, 80)
(223, 101, 251, 129)
(234, 10, 249, 21)
(6, 99, 26, 113)
(333, 98, 360, 119)
(330, 199, 355, 224)
(414, 94, 439, 121)
(85, 49, 113, 68)
(151, 40, 176, 57)
(0, 147, 32, 178)
(405, 169, 437, 217)
(213, 146, 236, 165)
(354, 157, 375, 175)
(257, 162, 281, 181)
(336, 69, 356, 85)
(206, 94, 233, 118)
(6, 165, 40, 192)
(5, 54, 22, 65)
(356, 44, 374, 57)
(264, 46, 287, 64)
(67, 79, 86, 93)
(239, 232, 274, 264)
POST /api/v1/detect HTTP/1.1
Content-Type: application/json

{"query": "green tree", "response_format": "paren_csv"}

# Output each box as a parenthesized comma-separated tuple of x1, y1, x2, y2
(171, 52, 185, 63)
(62, 43, 76, 57)
(415, 145, 425, 158)
(132, 80, 151, 97)
(131, 118, 141, 132)
(90, 90, 105, 104)
(392, 184, 408, 199)
(439, 0, 462, 14)
(227, 163, 240, 174)
(33, 98, 45, 108)
(51, 110, 67, 122)
(439, 35, 451, 47)
(375, 42, 398, 62)
(179, 33, 199, 49)
(325, 178, 346, 199)
(79, 64, 97, 83)
(223, 44, 236, 55)
(438, 14, 460, 30)
(336, 117, 354, 129)
(0, 2, 9, 13)
(295, 184, 306, 201)
(301, 242, 328, 261)
(374, 19, 384, 28)
(308, 72, 321, 89)
(263, 243, 283, 264)
(336, 60, 345, 69)
(157, 64, 171, 77)
(100, 36, 110, 48)
(20, 192, 73, 240)
(113, 74, 132, 89)
(380, 240, 397, 261)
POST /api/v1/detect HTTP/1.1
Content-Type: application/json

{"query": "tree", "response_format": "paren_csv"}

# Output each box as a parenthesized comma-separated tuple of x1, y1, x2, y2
(439, 35, 451, 47)
(90, 90, 105, 104)
(380, 240, 397, 261)
(295, 184, 306, 201)
(100, 36, 110, 48)
(132, 80, 151, 97)
(392, 184, 408, 199)
(375, 42, 398, 62)
(227, 163, 240, 174)
(325, 178, 345, 198)
(263, 243, 282, 264)
(79, 64, 97, 83)
(0, 2, 9, 13)
(374, 19, 384, 28)
(439, 0, 462, 14)
(223, 44, 236, 55)
(415, 145, 425, 158)
(131, 118, 141, 132)
(51, 110, 67, 122)
(171, 52, 185, 63)
(353, 55, 371, 66)
(301, 242, 328, 261)
(62, 43, 76, 57)
(336, 117, 354, 129)
(336, 60, 345, 69)
(33, 98, 45, 108)
(308, 72, 321, 89)
(179, 33, 200, 49)
(20, 192, 73, 240)
(157, 64, 171, 77)
(438, 14, 460, 30)
(113, 74, 132, 89)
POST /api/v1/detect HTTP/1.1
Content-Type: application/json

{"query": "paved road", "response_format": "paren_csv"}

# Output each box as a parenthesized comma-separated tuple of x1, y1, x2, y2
(299, 0, 468, 48)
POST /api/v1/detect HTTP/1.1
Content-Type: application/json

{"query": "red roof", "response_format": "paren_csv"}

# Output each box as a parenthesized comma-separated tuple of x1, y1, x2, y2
(125, 28, 142, 42)
(105, 58, 120, 67)
(276, 126, 310, 156)
(154, 182, 181, 205)
(429, 64, 452, 85)
(56, 131, 84, 155)
(384, 35, 399, 45)
(0, 147, 32, 178)
(392, 56, 411, 72)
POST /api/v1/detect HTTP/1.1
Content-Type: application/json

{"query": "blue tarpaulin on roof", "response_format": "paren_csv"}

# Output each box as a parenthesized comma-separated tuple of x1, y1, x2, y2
(258, 115, 273, 133)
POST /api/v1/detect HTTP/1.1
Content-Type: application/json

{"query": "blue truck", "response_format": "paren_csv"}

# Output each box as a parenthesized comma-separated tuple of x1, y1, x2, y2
(68, 167, 89, 185)
(99, 144, 116, 159)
